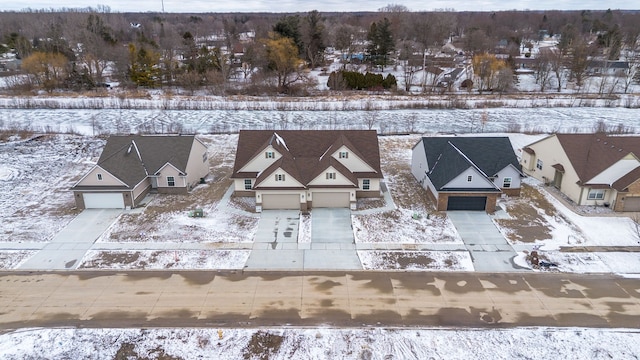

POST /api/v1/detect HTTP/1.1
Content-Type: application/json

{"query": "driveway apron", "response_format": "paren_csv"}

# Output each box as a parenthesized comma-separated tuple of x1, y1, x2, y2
(447, 211, 525, 272)
(245, 210, 303, 270)
(244, 208, 361, 271)
(308, 208, 361, 270)
(18, 209, 122, 270)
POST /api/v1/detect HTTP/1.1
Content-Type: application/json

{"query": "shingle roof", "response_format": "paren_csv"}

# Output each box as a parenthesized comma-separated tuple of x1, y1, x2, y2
(92, 135, 197, 188)
(555, 134, 640, 184)
(232, 130, 382, 186)
(422, 137, 521, 190)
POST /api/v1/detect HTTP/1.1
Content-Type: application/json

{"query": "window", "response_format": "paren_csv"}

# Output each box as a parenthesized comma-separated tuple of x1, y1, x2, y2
(536, 159, 543, 170)
(503, 177, 512, 188)
(97, 173, 103, 181)
(167, 176, 175, 187)
(467, 175, 473, 182)
(275, 174, 285, 181)
(363, 179, 370, 190)
(202, 152, 208, 163)
(326, 172, 336, 180)
(244, 179, 252, 190)
(339, 151, 349, 159)
(265, 151, 275, 159)
(587, 189, 605, 200)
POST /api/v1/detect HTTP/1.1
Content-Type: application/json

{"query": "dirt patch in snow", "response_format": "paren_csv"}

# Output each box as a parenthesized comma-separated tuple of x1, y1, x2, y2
(243, 331, 284, 360)
(495, 184, 556, 242)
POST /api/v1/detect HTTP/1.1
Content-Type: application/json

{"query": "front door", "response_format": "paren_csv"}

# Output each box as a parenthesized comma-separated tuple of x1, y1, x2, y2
(553, 170, 563, 189)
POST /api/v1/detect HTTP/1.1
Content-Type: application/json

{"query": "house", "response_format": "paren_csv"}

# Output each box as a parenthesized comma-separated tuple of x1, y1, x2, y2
(411, 137, 523, 212)
(71, 135, 209, 209)
(521, 133, 640, 212)
(231, 130, 383, 212)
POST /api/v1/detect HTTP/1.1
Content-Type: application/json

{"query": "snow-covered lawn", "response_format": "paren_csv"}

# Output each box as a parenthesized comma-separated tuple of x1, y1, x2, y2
(79, 249, 250, 270)
(359, 250, 473, 271)
(1, 327, 639, 360)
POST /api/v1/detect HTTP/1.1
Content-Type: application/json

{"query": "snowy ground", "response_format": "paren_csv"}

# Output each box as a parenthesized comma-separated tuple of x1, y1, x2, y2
(1, 326, 639, 360)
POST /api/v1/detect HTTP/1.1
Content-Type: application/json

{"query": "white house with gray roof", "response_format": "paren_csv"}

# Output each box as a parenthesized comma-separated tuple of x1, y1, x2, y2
(71, 135, 209, 209)
(411, 136, 523, 212)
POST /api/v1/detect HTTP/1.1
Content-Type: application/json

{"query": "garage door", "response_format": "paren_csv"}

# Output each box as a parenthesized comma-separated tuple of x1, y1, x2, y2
(624, 197, 640, 212)
(447, 196, 487, 211)
(312, 192, 350, 208)
(262, 194, 300, 210)
(83, 193, 125, 209)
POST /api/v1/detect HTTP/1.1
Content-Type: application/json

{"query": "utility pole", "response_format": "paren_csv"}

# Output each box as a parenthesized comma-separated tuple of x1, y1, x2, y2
(161, 0, 165, 12)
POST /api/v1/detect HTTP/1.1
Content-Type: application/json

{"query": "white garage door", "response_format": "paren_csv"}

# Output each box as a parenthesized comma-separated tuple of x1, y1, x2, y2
(83, 193, 125, 209)
(262, 194, 300, 210)
(312, 192, 350, 208)
(624, 197, 640, 212)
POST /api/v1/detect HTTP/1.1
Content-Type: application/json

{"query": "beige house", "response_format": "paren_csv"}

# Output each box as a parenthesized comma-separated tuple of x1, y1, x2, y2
(521, 133, 640, 212)
(71, 135, 209, 209)
(411, 137, 523, 213)
(231, 130, 383, 211)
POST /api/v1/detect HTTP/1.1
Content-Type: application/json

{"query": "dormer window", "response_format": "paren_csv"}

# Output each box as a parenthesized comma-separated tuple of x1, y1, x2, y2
(265, 151, 275, 159)
(275, 174, 285, 181)
(97, 173, 103, 181)
(339, 151, 349, 159)
(326, 172, 336, 180)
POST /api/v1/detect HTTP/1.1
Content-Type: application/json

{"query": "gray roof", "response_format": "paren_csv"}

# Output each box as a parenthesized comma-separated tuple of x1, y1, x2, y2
(422, 137, 522, 190)
(94, 135, 197, 188)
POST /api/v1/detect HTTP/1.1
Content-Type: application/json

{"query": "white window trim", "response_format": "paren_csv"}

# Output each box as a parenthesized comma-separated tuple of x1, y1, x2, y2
(265, 151, 275, 159)
(339, 151, 349, 159)
(244, 179, 252, 190)
(326, 172, 336, 180)
(503, 177, 512, 188)
(97, 173, 103, 181)
(167, 176, 176, 187)
(536, 159, 543, 170)
(363, 179, 370, 190)
(467, 175, 473, 182)
(275, 174, 285, 181)
(587, 189, 605, 200)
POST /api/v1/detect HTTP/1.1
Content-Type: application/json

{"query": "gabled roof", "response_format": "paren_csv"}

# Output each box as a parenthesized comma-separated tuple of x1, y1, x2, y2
(612, 167, 640, 192)
(554, 133, 640, 185)
(421, 137, 521, 190)
(233, 130, 382, 186)
(76, 135, 199, 189)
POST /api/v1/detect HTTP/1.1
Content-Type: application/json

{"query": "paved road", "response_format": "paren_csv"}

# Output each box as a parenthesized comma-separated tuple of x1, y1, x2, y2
(0, 271, 638, 329)
(448, 211, 524, 272)
(18, 209, 122, 271)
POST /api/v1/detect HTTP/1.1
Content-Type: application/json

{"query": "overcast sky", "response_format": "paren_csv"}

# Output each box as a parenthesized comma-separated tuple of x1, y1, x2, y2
(0, 0, 637, 13)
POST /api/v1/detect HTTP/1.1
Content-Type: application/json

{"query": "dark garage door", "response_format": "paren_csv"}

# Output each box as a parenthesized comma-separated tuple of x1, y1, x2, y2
(447, 196, 487, 211)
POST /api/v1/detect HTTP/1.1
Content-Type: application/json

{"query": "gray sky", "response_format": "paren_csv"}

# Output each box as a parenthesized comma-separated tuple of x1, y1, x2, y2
(0, 0, 637, 13)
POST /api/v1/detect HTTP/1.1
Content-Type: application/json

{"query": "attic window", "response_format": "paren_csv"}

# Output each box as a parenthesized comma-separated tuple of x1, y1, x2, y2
(326, 172, 337, 180)
(339, 151, 349, 159)
(275, 174, 285, 181)
(265, 151, 275, 159)
(467, 175, 473, 182)
(97, 173, 103, 181)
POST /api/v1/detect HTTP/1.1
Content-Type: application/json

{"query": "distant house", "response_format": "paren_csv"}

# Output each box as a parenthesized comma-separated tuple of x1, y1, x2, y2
(71, 135, 209, 209)
(521, 133, 640, 212)
(587, 60, 629, 76)
(411, 137, 523, 212)
(231, 130, 383, 212)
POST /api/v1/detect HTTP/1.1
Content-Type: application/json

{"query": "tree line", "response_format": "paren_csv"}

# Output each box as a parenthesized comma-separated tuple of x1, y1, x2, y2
(0, 6, 638, 95)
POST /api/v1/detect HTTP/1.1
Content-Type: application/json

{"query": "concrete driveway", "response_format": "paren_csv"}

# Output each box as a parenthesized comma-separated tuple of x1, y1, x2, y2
(18, 209, 122, 270)
(447, 211, 526, 272)
(245, 208, 361, 271)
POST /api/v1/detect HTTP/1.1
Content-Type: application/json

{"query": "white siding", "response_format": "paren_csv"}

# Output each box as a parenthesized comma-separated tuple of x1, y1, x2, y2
(75, 166, 125, 187)
(255, 169, 304, 188)
(331, 145, 375, 172)
(157, 165, 186, 188)
(493, 165, 522, 189)
(444, 167, 496, 189)
(184, 139, 209, 186)
(239, 145, 281, 172)
(308, 166, 356, 186)
(358, 178, 380, 191)
(411, 140, 428, 184)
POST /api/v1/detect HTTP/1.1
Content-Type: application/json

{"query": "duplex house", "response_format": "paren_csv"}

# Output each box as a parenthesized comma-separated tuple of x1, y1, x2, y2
(231, 130, 383, 212)
(411, 137, 523, 212)
(521, 133, 640, 212)
(71, 135, 209, 209)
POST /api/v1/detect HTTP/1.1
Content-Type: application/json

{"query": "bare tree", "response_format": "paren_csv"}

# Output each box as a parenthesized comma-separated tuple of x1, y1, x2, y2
(534, 49, 554, 92)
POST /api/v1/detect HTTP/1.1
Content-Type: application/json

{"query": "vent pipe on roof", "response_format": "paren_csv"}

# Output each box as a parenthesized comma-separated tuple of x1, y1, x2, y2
(127, 144, 133, 154)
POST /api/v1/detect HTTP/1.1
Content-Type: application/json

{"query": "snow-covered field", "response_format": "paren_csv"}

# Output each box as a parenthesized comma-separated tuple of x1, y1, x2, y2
(1, 327, 639, 360)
